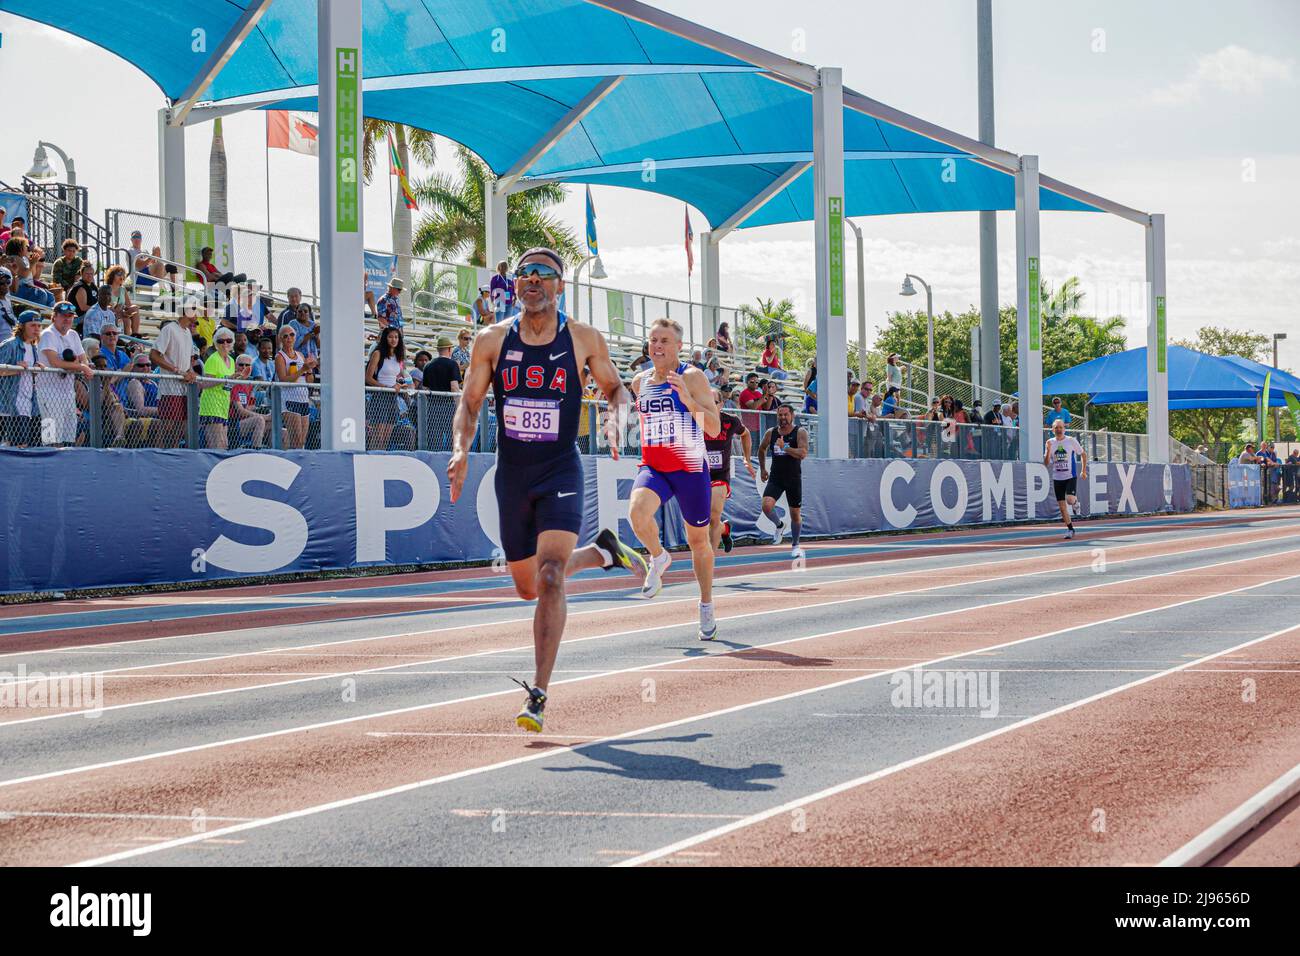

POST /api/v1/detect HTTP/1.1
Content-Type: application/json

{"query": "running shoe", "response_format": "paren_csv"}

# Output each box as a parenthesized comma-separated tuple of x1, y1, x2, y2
(512, 679, 547, 733)
(1063, 527, 1075, 540)
(698, 603, 718, 641)
(771, 518, 785, 546)
(641, 550, 671, 599)
(721, 521, 733, 553)
(596, 527, 648, 584)
(791, 545, 805, 561)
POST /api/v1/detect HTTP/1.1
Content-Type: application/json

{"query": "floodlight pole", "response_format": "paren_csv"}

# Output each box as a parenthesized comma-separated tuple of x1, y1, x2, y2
(318, 0, 365, 450)
(812, 67, 848, 459)
(977, 0, 1001, 404)
(1145, 212, 1168, 463)
(1015, 154, 1042, 463)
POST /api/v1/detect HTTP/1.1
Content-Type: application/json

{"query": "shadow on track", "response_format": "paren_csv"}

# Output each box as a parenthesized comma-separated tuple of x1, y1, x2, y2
(548, 733, 785, 791)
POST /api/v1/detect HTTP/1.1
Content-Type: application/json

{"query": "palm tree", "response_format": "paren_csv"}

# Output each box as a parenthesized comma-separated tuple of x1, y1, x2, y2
(411, 145, 582, 267)
(208, 117, 228, 226)
(361, 120, 436, 302)
(1040, 275, 1084, 319)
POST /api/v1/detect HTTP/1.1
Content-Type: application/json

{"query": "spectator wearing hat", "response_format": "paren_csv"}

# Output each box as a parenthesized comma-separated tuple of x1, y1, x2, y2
(421, 335, 461, 449)
(0, 310, 45, 446)
(0, 267, 18, 345)
(490, 259, 514, 320)
(472, 285, 494, 325)
(52, 240, 84, 294)
(37, 301, 93, 446)
(367, 277, 405, 331)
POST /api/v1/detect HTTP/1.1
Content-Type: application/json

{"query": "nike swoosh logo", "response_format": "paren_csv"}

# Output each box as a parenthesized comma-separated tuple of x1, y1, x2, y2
(557, 491, 576, 498)
(549, 352, 567, 360)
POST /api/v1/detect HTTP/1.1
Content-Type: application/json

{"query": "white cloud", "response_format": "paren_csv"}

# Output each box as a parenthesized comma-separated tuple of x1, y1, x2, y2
(1147, 45, 1295, 105)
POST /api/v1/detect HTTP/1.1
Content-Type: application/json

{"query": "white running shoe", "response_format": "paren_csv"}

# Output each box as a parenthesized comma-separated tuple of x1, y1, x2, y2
(791, 546, 805, 561)
(698, 603, 718, 641)
(771, 519, 785, 546)
(641, 551, 671, 599)
(1064, 527, 1075, 540)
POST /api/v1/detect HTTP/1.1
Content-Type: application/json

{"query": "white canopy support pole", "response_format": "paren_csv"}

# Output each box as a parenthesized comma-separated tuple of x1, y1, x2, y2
(170, 0, 275, 127)
(485, 185, 509, 277)
(496, 76, 623, 193)
(813, 67, 848, 459)
(1015, 154, 1043, 463)
(700, 231, 720, 340)
(845, 218, 867, 382)
(157, 107, 186, 261)
(1146, 212, 1169, 463)
(319, 0, 365, 451)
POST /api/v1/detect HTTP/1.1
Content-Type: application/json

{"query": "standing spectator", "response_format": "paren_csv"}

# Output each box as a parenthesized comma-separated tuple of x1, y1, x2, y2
(738, 371, 764, 434)
(250, 336, 277, 383)
(278, 287, 304, 330)
(52, 240, 84, 294)
(412, 349, 433, 381)
(421, 335, 462, 450)
(421, 335, 462, 394)
(848, 380, 865, 418)
(103, 265, 140, 337)
(66, 262, 98, 321)
(715, 321, 734, 354)
(490, 260, 513, 320)
(81, 285, 116, 342)
(451, 328, 472, 372)
(149, 303, 200, 448)
(275, 325, 315, 449)
(0, 310, 44, 446)
(37, 302, 93, 445)
(472, 286, 494, 325)
(228, 352, 268, 448)
(289, 303, 320, 360)
(803, 359, 817, 414)
(885, 353, 903, 393)
(365, 326, 406, 450)
(881, 385, 900, 418)
(1045, 396, 1071, 428)
(0, 267, 18, 345)
(370, 278, 404, 330)
(200, 328, 237, 449)
(232, 329, 250, 360)
(719, 382, 738, 410)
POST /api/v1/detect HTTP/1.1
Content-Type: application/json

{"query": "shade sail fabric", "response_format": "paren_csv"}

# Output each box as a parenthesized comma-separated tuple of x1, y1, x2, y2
(1041, 346, 1287, 407)
(4, 0, 1103, 230)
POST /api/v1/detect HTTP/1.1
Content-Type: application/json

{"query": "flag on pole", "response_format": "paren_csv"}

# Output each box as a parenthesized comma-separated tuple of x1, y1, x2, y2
(585, 185, 599, 256)
(266, 110, 319, 156)
(387, 130, 419, 210)
(684, 205, 694, 275)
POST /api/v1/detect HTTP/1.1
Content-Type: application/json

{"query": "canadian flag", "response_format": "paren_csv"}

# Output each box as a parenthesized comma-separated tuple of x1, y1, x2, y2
(267, 110, 319, 156)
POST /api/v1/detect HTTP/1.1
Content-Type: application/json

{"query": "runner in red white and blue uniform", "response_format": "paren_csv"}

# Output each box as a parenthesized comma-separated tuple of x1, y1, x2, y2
(628, 318, 722, 640)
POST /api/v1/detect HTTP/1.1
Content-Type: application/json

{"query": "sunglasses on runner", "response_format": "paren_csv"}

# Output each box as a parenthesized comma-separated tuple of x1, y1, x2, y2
(515, 262, 561, 280)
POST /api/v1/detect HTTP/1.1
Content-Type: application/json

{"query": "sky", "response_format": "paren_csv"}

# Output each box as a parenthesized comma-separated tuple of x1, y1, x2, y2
(0, 0, 1296, 370)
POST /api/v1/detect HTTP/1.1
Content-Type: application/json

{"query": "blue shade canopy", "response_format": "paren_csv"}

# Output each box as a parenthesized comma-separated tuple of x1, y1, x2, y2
(1041, 346, 1288, 407)
(1218, 354, 1300, 396)
(4, 0, 1114, 230)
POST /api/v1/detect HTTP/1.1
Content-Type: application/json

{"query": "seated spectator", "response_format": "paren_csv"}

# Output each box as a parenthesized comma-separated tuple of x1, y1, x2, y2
(227, 351, 267, 448)
(250, 336, 277, 383)
(87, 351, 127, 445)
(451, 328, 472, 372)
(0, 267, 18, 345)
(103, 265, 140, 337)
(716, 321, 734, 354)
(193, 246, 245, 310)
(66, 262, 98, 321)
(0, 310, 44, 447)
(690, 348, 707, 371)
(472, 285, 494, 325)
(757, 336, 787, 380)
(278, 287, 304, 330)
(52, 240, 84, 294)
(81, 285, 116, 342)
(15, 255, 55, 309)
(120, 351, 159, 421)
(95, 325, 131, 372)
(222, 280, 263, 337)
(287, 303, 319, 360)
(705, 357, 725, 386)
(629, 342, 652, 374)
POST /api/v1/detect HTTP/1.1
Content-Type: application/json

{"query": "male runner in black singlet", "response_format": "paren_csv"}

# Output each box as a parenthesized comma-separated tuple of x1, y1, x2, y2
(448, 247, 645, 732)
(704, 388, 754, 554)
(758, 403, 809, 560)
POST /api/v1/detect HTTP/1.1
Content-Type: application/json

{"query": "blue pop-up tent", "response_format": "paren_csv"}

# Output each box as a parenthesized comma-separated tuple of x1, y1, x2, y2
(1041, 345, 1293, 409)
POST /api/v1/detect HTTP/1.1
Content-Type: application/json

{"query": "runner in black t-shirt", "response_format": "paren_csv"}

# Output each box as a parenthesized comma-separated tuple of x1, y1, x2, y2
(704, 388, 754, 553)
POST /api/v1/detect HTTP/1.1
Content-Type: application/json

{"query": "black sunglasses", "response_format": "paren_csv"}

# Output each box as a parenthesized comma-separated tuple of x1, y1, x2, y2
(516, 261, 561, 280)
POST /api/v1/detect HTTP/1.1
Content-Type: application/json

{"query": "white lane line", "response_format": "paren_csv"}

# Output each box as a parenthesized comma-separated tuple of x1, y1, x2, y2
(0, 522, 1284, 702)
(1159, 761, 1300, 867)
(364, 732, 606, 740)
(4, 513, 1286, 662)
(5, 538, 1297, 729)
(616, 623, 1300, 867)
(67, 571, 1300, 867)
(450, 809, 745, 820)
(0, 809, 256, 823)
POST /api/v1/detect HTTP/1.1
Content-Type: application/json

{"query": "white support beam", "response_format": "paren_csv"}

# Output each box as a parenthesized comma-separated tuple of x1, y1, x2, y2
(712, 161, 812, 240)
(845, 219, 867, 384)
(485, 185, 509, 275)
(1146, 213, 1169, 464)
(169, 0, 274, 127)
(813, 68, 848, 460)
(1015, 155, 1043, 463)
(585, 0, 820, 88)
(319, 0, 365, 451)
(156, 107, 186, 261)
(497, 76, 623, 192)
(700, 231, 720, 339)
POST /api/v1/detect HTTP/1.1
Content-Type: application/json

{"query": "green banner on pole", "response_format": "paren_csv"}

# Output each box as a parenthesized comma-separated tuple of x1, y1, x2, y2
(1285, 392, 1300, 437)
(456, 265, 477, 317)
(183, 220, 235, 274)
(335, 47, 360, 233)
(606, 290, 627, 336)
(1028, 256, 1040, 351)
(828, 197, 844, 318)
(1155, 295, 1167, 374)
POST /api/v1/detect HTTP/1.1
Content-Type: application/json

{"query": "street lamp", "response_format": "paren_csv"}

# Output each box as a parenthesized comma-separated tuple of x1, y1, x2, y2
(900, 273, 935, 401)
(26, 141, 76, 186)
(572, 254, 607, 323)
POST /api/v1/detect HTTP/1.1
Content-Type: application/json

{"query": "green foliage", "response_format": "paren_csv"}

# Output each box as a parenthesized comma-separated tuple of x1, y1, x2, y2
(410, 146, 582, 267)
(361, 120, 436, 185)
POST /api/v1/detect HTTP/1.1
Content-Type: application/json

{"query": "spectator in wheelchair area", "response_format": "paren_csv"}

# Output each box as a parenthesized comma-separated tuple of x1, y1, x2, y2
(0, 310, 45, 447)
